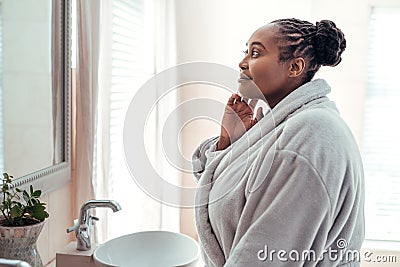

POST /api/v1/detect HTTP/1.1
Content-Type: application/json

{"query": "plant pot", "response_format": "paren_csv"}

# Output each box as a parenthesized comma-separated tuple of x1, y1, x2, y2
(0, 220, 45, 267)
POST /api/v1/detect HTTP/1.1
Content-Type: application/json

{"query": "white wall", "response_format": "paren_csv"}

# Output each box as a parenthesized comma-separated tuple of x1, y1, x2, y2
(36, 184, 73, 266)
(175, 0, 367, 143)
(175, 0, 400, 265)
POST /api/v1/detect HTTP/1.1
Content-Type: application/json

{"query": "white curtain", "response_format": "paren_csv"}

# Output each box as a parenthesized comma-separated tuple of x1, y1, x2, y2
(75, 0, 99, 220)
(75, 0, 179, 243)
(153, 0, 180, 233)
(75, 0, 114, 242)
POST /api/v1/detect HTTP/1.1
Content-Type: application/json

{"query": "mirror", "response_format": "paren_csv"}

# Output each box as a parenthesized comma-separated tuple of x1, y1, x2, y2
(0, 0, 71, 193)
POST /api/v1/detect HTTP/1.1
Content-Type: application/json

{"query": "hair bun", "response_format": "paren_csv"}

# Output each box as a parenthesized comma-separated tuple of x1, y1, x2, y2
(312, 20, 346, 66)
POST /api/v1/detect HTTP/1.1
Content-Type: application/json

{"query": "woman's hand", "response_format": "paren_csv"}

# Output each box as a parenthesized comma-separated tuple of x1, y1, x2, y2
(217, 94, 264, 150)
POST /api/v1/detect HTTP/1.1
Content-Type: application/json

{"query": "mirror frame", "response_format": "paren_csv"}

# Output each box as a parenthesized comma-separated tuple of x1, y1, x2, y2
(9, 0, 72, 194)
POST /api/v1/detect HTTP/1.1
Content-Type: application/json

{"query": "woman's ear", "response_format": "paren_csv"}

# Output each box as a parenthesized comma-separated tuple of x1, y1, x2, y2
(288, 57, 305, 77)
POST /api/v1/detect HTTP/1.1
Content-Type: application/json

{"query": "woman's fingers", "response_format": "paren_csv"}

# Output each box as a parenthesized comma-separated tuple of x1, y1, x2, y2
(227, 94, 236, 105)
(249, 99, 258, 111)
(251, 117, 258, 128)
(248, 107, 264, 129)
(227, 94, 243, 107)
(227, 95, 262, 121)
(233, 94, 242, 104)
(256, 106, 264, 121)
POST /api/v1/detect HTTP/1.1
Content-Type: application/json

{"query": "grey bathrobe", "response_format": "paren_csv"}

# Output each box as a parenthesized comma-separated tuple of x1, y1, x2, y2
(192, 79, 365, 267)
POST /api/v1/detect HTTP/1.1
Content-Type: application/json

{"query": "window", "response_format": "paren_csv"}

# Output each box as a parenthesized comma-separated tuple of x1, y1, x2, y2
(74, 0, 178, 242)
(108, 0, 158, 238)
(362, 7, 400, 241)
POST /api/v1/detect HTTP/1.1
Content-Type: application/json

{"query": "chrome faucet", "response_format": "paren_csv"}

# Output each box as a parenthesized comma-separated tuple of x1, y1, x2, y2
(67, 200, 121, 251)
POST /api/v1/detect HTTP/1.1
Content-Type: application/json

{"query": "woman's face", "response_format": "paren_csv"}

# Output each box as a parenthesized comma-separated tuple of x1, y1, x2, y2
(238, 24, 293, 106)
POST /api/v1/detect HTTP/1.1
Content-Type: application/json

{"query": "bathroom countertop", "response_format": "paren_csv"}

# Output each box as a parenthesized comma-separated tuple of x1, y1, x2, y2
(46, 258, 204, 267)
(45, 260, 56, 267)
(48, 251, 205, 267)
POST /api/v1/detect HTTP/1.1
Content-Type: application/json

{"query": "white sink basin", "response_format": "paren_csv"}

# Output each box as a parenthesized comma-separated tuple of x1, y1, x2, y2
(93, 231, 200, 267)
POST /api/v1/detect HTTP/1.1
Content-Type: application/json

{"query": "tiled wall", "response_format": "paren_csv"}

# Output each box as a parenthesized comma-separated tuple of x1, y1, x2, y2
(2, 0, 54, 177)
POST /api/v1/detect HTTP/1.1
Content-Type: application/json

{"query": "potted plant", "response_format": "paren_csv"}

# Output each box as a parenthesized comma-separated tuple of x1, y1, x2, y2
(0, 173, 49, 267)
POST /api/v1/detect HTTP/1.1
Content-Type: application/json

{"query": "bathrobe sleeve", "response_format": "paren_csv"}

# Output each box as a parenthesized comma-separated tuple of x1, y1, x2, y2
(225, 149, 335, 267)
(192, 136, 220, 182)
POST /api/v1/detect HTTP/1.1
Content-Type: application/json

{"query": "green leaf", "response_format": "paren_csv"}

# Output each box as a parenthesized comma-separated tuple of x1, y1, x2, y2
(28, 203, 49, 221)
(32, 190, 41, 198)
(11, 201, 22, 208)
(11, 205, 23, 219)
(1, 173, 48, 225)
(23, 191, 30, 203)
(33, 210, 49, 221)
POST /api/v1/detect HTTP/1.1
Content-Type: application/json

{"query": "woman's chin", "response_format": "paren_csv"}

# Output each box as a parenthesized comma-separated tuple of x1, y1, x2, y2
(238, 82, 264, 100)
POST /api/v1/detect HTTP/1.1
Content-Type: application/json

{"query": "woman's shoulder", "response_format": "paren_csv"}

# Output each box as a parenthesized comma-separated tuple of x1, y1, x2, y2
(277, 101, 358, 156)
(284, 101, 345, 134)
(274, 102, 363, 188)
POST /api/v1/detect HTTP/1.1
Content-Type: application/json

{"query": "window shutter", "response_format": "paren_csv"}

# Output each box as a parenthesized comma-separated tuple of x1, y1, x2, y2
(110, 0, 153, 173)
(362, 7, 400, 241)
(108, 0, 156, 237)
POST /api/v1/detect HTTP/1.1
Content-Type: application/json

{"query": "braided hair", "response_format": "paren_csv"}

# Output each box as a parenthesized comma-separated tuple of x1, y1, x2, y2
(270, 18, 346, 82)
